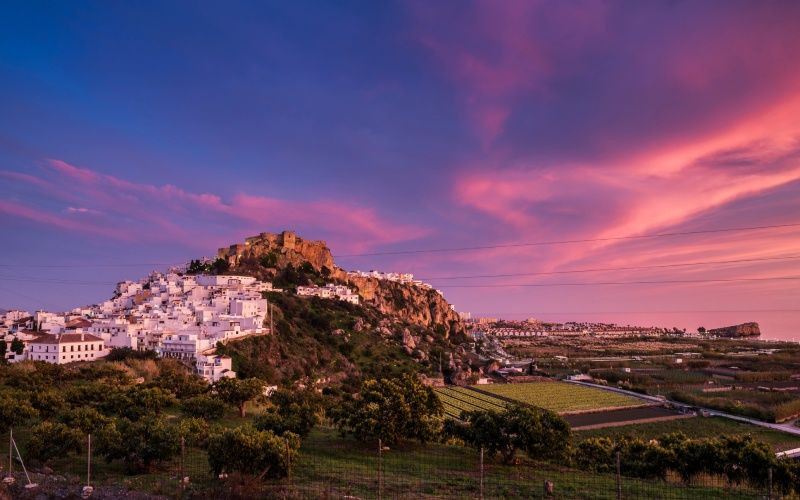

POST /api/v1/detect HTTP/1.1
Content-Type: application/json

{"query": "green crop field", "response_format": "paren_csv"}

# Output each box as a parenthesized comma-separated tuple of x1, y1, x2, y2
(435, 386, 508, 418)
(576, 416, 800, 452)
(469, 382, 642, 413)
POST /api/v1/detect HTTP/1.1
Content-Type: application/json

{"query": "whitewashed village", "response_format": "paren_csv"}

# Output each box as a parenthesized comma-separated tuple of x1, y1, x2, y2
(0, 258, 446, 383)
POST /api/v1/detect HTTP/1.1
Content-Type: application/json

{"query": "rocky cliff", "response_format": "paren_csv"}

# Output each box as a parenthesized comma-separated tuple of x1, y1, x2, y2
(707, 322, 761, 338)
(218, 230, 463, 337)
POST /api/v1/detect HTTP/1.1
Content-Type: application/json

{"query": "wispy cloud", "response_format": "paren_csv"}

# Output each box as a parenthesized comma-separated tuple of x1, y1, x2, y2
(0, 159, 430, 253)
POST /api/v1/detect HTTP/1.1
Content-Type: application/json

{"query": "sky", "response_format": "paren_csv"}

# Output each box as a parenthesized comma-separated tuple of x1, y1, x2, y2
(1, 1, 799, 339)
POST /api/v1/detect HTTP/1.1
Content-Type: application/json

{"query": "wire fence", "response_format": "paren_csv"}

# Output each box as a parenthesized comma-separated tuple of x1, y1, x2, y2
(0, 427, 787, 499)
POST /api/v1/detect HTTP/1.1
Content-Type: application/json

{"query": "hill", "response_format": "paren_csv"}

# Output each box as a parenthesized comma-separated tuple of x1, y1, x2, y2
(208, 231, 475, 387)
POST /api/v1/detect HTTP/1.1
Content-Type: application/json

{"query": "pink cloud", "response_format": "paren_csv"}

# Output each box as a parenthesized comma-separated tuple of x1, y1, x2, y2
(409, 0, 607, 146)
(0, 159, 429, 254)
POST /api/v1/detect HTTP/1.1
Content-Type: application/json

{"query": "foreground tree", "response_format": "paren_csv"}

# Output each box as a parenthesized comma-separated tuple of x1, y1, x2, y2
(448, 403, 570, 464)
(207, 425, 299, 478)
(26, 421, 83, 462)
(333, 374, 443, 444)
(254, 389, 321, 438)
(181, 394, 227, 420)
(0, 394, 37, 432)
(97, 416, 180, 473)
(214, 377, 265, 417)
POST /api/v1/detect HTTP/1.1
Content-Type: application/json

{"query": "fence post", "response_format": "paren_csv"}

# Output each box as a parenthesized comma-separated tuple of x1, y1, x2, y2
(378, 438, 383, 500)
(768, 467, 773, 500)
(180, 436, 185, 488)
(286, 438, 292, 497)
(87, 434, 91, 487)
(615, 451, 622, 500)
(479, 446, 484, 500)
(7, 428, 12, 478)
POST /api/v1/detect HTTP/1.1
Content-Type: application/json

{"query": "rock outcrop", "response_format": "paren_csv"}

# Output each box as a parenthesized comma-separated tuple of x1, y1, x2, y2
(218, 230, 463, 337)
(707, 322, 761, 338)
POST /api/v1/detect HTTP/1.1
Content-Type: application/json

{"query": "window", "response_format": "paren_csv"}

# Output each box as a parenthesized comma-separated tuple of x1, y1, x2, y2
(70, 345, 74, 352)
(62, 346, 66, 352)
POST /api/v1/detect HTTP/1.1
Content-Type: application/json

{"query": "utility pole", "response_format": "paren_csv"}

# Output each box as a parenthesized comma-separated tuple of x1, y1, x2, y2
(270, 303, 274, 334)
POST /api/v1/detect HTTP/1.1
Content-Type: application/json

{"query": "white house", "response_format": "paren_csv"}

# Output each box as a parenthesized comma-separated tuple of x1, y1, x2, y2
(159, 333, 211, 361)
(194, 275, 257, 288)
(195, 353, 235, 382)
(28, 333, 106, 364)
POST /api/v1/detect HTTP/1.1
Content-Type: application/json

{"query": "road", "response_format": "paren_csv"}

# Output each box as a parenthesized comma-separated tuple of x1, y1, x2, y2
(566, 380, 800, 439)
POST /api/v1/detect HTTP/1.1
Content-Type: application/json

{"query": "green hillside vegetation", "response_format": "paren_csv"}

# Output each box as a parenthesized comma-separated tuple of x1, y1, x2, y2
(214, 291, 454, 388)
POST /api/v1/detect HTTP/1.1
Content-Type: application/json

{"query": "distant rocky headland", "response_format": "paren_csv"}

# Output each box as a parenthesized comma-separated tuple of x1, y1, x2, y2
(707, 322, 761, 338)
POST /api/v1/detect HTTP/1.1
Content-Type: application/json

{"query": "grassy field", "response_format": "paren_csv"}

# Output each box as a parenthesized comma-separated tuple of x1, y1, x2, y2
(275, 428, 760, 499)
(469, 382, 642, 413)
(576, 416, 800, 452)
(4, 424, 771, 498)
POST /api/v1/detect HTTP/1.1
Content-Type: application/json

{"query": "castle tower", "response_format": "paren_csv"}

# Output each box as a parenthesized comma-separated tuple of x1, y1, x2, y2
(281, 230, 296, 250)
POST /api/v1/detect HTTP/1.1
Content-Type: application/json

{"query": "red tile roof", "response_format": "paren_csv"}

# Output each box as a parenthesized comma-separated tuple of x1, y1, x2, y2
(30, 333, 104, 344)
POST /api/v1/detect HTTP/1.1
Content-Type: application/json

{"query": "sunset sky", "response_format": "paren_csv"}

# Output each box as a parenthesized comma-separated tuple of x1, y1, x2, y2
(2, 1, 799, 338)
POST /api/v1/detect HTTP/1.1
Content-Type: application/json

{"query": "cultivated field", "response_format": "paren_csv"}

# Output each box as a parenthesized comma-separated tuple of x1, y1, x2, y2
(469, 382, 642, 414)
(435, 386, 507, 419)
(576, 416, 800, 452)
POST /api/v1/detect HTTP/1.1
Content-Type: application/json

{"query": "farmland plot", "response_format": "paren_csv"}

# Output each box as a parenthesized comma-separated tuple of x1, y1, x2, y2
(469, 382, 642, 414)
(435, 386, 507, 418)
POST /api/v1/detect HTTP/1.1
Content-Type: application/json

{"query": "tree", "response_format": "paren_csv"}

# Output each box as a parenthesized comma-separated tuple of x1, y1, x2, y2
(214, 377, 265, 417)
(451, 404, 570, 464)
(186, 259, 211, 274)
(698, 326, 706, 334)
(57, 406, 113, 435)
(211, 258, 230, 275)
(259, 252, 278, 268)
(151, 360, 207, 398)
(0, 339, 6, 359)
(10, 337, 24, 356)
(0, 394, 37, 432)
(97, 417, 180, 473)
(102, 386, 176, 420)
(181, 395, 227, 420)
(29, 389, 67, 419)
(254, 389, 321, 438)
(332, 374, 443, 444)
(178, 417, 218, 448)
(206, 425, 299, 478)
(26, 421, 83, 462)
